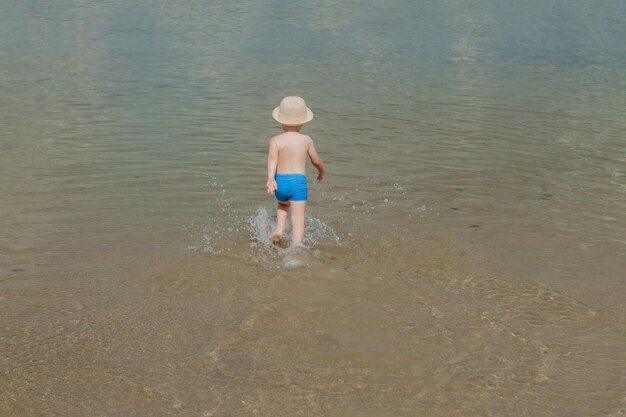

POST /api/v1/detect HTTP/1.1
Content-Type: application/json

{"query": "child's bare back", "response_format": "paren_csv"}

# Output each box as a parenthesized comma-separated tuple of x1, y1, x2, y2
(270, 131, 323, 177)
(272, 132, 311, 174)
(265, 97, 324, 247)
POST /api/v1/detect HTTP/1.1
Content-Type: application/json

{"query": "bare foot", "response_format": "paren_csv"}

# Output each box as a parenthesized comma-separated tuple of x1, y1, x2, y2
(270, 231, 282, 244)
(289, 242, 307, 251)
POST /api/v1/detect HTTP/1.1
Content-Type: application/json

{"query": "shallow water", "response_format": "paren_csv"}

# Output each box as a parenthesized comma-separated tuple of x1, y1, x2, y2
(1, 0, 625, 415)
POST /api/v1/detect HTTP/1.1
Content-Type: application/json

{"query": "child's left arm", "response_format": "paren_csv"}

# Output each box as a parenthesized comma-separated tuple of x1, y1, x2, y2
(266, 138, 278, 194)
(307, 139, 325, 182)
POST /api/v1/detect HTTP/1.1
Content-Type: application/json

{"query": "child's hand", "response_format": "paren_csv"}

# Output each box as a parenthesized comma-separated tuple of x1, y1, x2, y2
(317, 172, 324, 182)
(266, 178, 277, 194)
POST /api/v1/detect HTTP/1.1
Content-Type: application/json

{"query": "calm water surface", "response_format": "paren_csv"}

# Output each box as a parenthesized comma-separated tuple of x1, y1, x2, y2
(1, 0, 625, 416)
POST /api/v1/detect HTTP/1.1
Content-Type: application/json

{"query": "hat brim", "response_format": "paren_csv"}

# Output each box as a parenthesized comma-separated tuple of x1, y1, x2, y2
(272, 107, 314, 126)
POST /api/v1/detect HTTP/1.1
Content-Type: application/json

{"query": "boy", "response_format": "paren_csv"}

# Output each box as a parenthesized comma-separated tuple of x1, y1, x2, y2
(266, 96, 325, 247)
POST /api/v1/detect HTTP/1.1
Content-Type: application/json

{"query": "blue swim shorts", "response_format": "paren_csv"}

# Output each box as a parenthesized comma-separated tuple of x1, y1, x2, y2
(274, 173, 308, 202)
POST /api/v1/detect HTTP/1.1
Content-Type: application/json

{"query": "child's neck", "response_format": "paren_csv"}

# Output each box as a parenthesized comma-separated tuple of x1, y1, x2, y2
(282, 125, 302, 133)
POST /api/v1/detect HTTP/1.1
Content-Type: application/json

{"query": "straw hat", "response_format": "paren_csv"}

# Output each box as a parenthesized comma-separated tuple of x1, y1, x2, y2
(272, 96, 314, 126)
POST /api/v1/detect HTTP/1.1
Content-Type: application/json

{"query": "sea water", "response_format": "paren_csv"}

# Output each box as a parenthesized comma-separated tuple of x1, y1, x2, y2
(1, 0, 625, 415)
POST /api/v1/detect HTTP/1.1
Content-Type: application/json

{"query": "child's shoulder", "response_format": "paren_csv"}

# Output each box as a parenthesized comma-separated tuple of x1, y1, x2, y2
(271, 132, 312, 142)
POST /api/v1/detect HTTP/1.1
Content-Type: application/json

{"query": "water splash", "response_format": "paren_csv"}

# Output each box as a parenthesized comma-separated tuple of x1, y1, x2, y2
(248, 206, 340, 250)
(303, 216, 340, 247)
(189, 206, 340, 268)
(248, 206, 278, 250)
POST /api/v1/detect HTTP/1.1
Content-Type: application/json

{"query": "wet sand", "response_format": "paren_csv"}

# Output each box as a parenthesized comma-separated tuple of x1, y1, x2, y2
(2, 225, 625, 416)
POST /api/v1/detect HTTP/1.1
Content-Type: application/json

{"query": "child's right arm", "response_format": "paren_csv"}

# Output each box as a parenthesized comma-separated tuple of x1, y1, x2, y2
(266, 138, 278, 193)
(308, 139, 325, 182)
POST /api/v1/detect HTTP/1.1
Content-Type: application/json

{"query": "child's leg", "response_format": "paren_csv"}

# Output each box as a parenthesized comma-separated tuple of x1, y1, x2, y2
(271, 201, 289, 243)
(289, 201, 306, 247)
